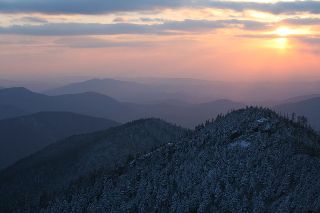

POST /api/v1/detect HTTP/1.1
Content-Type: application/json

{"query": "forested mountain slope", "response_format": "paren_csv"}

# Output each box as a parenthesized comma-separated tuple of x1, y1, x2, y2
(41, 107, 320, 213)
(0, 119, 186, 212)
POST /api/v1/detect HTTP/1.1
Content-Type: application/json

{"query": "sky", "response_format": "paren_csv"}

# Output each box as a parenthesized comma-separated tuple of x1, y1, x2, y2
(0, 0, 319, 81)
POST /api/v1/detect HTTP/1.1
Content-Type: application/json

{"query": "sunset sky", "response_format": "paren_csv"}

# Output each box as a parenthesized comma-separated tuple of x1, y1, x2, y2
(0, 0, 319, 81)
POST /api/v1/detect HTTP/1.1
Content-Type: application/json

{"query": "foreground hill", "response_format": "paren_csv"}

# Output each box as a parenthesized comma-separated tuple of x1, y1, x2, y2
(28, 107, 320, 212)
(0, 119, 186, 212)
(0, 111, 119, 169)
(275, 97, 320, 130)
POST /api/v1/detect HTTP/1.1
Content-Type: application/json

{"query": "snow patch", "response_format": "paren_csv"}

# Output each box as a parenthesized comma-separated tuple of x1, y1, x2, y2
(229, 140, 250, 148)
(257, 117, 268, 123)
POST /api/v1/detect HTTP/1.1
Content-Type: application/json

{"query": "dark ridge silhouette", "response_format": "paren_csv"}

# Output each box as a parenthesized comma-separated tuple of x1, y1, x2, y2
(0, 111, 119, 169)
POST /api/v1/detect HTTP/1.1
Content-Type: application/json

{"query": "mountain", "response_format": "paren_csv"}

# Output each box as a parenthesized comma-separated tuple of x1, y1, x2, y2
(275, 97, 320, 130)
(0, 87, 139, 122)
(46, 78, 186, 104)
(131, 78, 320, 104)
(5, 107, 319, 212)
(0, 78, 59, 92)
(0, 119, 186, 212)
(0, 111, 119, 169)
(281, 94, 320, 104)
(0, 105, 27, 120)
(0, 87, 243, 128)
(134, 99, 244, 127)
(4, 78, 320, 104)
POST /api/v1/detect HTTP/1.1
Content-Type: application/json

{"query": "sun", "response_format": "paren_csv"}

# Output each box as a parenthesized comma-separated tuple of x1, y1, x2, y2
(275, 27, 292, 37)
(274, 26, 311, 37)
(269, 26, 310, 49)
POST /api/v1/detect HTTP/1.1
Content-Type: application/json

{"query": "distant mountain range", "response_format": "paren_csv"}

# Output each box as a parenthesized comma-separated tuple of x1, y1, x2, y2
(275, 97, 320, 130)
(1, 107, 319, 212)
(0, 111, 119, 169)
(2, 77, 320, 104)
(1, 86, 319, 130)
(0, 119, 186, 212)
(46, 78, 189, 104)
(0, 87, 243, 127)
(277, 94, 320, 105)
(0, 105, 26, 120)
(48, 78, 320, 104)
(0, 78, 60, 92)
(0, 87, 139, 122)
(135, 99, 244, 127)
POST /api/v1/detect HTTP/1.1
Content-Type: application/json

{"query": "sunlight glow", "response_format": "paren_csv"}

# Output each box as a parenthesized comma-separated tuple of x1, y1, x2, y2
(263, 37, 289, 50)
(274, 37, 288, 49)
(274, 26, 311, 37)
(275, 27, 292, 37)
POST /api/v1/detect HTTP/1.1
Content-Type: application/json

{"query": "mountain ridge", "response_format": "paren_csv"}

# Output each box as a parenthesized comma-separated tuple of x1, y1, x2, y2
(0, 111, 119, 169)
(0, 87, 243, 127)
(0, 118, 186, 212)
(37, 107, 320, 212)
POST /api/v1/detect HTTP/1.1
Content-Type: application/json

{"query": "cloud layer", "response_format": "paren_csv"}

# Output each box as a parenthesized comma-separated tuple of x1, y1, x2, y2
(0, 19, 269, 36)
(0, 0, 184, 14)
(1, 0, 320, 15)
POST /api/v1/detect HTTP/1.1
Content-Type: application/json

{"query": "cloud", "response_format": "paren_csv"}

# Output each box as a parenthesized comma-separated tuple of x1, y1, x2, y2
(295, 36, 320, 55)
(298, 37, 320, 45)
(140, 17, 165, 23)
(0, 19, 269, 36)
(160, 19, 269, 31)
(18, 16, 48, 23)
(55, 37, 151, 48)
(282, 18, 320, 26)
(0, 23, 152, 36)
(0, 0, 185, 14)
(1, 0, 320, 15)
(205, 1, 320, 14)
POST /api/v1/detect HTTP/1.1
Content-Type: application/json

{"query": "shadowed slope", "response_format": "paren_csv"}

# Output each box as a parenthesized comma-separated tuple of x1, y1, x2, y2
(0, 111, 119, 169)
